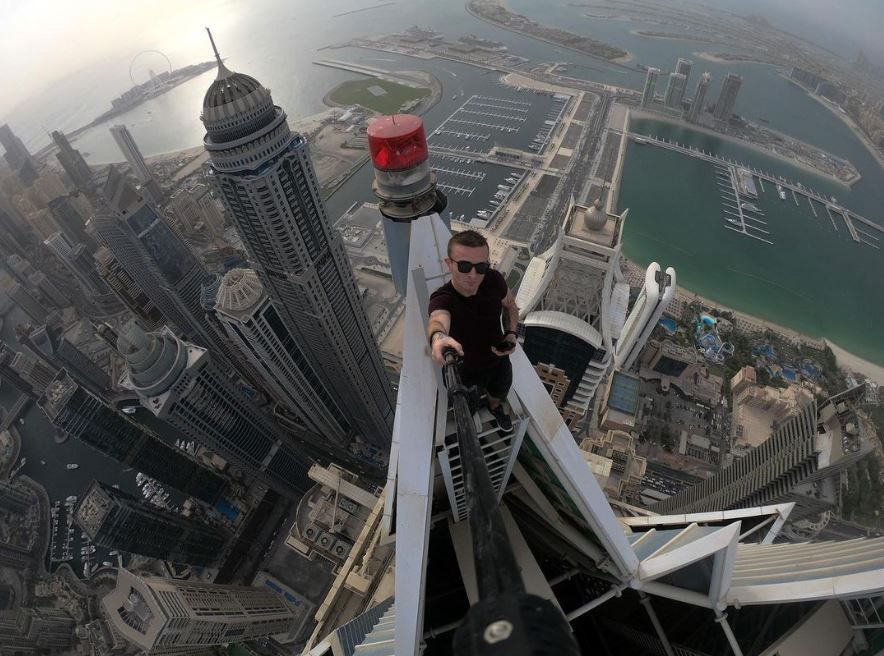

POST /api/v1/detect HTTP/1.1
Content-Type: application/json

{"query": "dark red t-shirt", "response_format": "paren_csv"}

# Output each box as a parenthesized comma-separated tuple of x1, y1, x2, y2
(428, 269, 508, 374)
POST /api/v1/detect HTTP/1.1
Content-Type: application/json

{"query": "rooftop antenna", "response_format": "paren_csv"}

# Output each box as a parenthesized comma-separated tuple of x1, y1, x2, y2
(205, 27, 232, 79)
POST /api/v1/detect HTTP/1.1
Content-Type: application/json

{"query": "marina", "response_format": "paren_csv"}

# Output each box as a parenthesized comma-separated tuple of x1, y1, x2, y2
(620, 130, 884, 251)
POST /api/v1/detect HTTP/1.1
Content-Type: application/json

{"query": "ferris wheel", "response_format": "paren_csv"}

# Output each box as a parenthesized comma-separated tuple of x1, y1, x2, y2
(129, 50, 173, 86)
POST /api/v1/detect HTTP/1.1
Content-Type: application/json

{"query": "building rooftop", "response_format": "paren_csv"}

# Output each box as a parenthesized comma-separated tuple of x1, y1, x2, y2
(607, 371, 641, 415)
(565, 199, 620, 247)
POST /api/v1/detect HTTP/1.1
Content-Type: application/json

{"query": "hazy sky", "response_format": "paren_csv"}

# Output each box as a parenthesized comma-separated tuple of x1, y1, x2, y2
(0, 0, 882, 122)
(0, 0, 232, 118)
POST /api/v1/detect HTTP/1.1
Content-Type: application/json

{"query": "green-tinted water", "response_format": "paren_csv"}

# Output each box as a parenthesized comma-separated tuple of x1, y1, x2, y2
(619, 137, 884, 365)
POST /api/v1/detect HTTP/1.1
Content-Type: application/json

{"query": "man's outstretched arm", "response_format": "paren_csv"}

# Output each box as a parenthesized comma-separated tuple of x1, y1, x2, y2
(428, 309, 463, 364)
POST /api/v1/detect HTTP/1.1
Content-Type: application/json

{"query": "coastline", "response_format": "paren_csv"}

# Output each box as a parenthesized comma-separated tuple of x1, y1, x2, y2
(693, 50, 777, 67)
(633, 262, 884, 384)
(780, 72, 884, 174)
(628, 107, 853, 187)
(466, 0, 635, 67)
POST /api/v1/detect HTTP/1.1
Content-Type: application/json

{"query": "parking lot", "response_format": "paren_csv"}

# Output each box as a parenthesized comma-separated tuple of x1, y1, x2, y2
(639, 379, 717, 448)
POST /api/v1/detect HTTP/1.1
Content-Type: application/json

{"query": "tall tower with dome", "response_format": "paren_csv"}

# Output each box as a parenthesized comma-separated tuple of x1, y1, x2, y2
(199, 31, 394, 452)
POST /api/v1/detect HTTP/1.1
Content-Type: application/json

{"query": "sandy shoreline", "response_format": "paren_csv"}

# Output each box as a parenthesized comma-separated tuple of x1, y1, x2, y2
(672, 278, 884, 384)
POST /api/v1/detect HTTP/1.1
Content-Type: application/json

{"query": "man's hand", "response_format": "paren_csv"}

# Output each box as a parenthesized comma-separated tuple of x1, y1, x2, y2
(432, 334, 464, 365)
(491, 333, 517, 357)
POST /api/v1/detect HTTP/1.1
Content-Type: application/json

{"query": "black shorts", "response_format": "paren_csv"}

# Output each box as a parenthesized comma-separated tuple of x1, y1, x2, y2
(460, 356, 512, 401)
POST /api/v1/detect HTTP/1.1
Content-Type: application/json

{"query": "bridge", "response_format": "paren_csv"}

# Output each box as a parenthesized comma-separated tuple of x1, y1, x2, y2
(614, 130, 884, 249)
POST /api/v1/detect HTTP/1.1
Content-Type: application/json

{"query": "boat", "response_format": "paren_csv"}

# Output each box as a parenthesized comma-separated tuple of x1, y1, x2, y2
(18, 418, 24, 425)
(726, 218, 741, 225)
(634, 136, 648, 145)
(741, 202, 761, 212)
(776, 184, 786, 201)
(40, 460, 46, 465)
(66, 464, 79, 470)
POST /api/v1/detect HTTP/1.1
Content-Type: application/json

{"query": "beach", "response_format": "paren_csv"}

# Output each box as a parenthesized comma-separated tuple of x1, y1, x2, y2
(827, 342, 884, 387)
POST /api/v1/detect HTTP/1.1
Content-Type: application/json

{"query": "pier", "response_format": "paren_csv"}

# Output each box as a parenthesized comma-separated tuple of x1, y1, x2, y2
(715, 165, 773, 244)
(825, 205, 839, 232)
(807, 197, 817, 217)
(838, 208, 860, 243)
(621, 131, 884, 247)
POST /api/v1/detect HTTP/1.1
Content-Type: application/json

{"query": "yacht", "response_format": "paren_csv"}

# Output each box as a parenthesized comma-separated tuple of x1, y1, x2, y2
(66, 463, 79, 470)
(776, 184, 786, 200)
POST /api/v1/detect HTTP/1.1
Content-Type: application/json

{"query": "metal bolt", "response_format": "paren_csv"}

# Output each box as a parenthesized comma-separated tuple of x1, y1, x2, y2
(483, 620, 513, 644)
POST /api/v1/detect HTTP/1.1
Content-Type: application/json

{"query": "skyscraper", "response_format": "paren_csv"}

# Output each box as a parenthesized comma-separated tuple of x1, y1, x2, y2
(27, 271, 67, 308)
(102, 568, 298, 653)
(200, 34, 394, 449)
(109, 124, 163, 205)
(118, 322, 313, 497)
(687, 71, 712, 122)
(613, 263, 676, 371)
(75, 480, 228, 565)
(675, 57, 693, 82)
(95, 167, 235, 361)
(21, 321, 111, 395)
(213, 268, 351, 448)
(51, 130, 93, 192)
(43, 232, 123, 315)
(714, 72, 743, 121)
(653, 386, 870, 518)
(39, 371, 226, 505)
(47, 195, 96, 251)
(0, 343, 55, 397)
(0, 191, 32, 255)
(0, 607, 76, 651)
(93, 245, 164, 329)
(663, 72, 687, 110)
(0, 123, 39, 186)
(515, 199, 670, 431)
(0, 277, 48, 322)
(640, 67, 660, 108)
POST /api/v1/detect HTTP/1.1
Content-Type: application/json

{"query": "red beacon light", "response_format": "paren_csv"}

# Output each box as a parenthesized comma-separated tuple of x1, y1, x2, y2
(367, 114, 445, 222)
(367, 114, 428, 171)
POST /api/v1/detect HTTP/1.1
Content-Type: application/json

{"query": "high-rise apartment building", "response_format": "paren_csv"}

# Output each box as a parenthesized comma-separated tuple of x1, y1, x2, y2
(0, 343, 52, 396)
(653, 386, 870, 518)
(0, 191, 32, 255)
(39, 371, 226, 505)
(21, 321, 110, 395)
(663, 72, 687, 110)
(675, 57, 693, 82)
(613, 263, 676, 371)
(102, 568, 298, 654)
(43, 231, 123, 315)
(9, 349, 57, 394)
(27, 271, 67, 308)
(0, 123, 39, 186)
(0, 607, 76, 651)
(51, 130, 93, 192)
(109, 124, 163, 205)
(95, 167, 235, 361)
(213, 268, 351, 448)
(75, 481, 228, 565)
(687, 71, 712, 122)
(93, 245, 164, 329)
(47, 195, 95, 251)
(167, 184, 227, 237)
(640, 67, 660, 108)
(0, 277, 48, 322)
(118, 322, 313, 497)
(200, 39, 394, 449)
(516, 200, 672, 431)
(5, 253, 34, 283)
(714, 72, 743, 121)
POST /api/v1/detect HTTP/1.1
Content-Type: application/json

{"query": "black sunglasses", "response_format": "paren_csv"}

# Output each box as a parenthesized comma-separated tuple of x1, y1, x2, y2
(452, 259, 491, 274)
